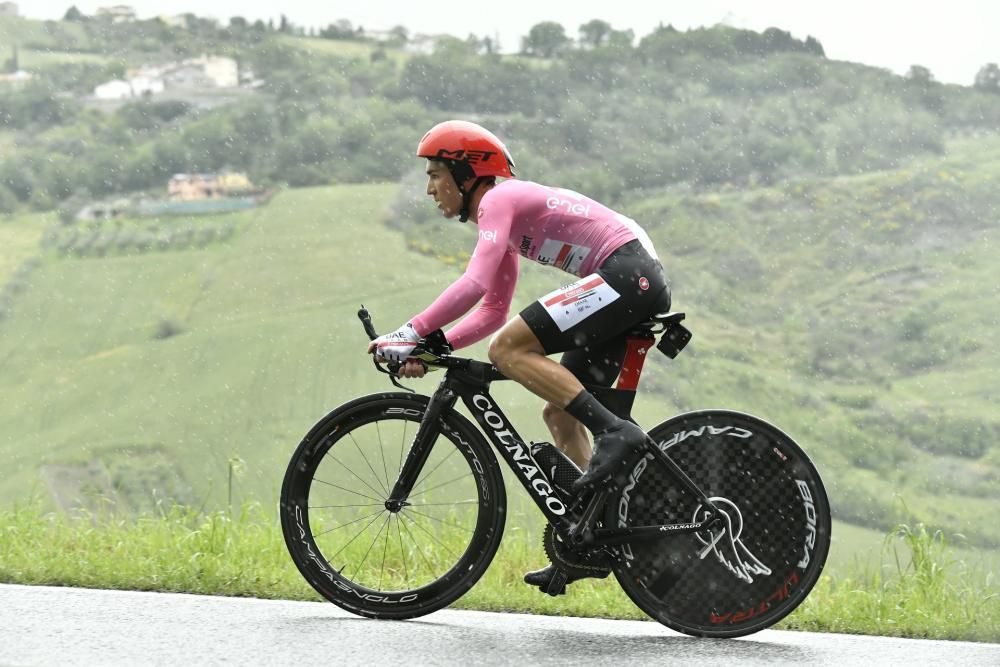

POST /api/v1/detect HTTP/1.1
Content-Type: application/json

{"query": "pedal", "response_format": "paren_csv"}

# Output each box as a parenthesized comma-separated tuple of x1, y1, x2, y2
(544, 569, 569, 596)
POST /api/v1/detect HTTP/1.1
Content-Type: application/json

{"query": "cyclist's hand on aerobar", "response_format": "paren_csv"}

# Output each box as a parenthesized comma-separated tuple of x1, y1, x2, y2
(397, 359, 427, 378)
(367, 322, 421, 362)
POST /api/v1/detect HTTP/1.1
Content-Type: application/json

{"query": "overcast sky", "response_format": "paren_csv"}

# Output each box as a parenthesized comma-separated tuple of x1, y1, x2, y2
(21, 0, 999, 86)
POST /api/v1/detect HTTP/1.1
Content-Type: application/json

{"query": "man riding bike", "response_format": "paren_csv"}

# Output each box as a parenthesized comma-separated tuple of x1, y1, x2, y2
(367, 120, 671, 594)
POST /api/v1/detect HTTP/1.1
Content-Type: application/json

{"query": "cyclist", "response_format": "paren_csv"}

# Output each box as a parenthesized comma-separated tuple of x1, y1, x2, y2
(368, 120, 671, 594)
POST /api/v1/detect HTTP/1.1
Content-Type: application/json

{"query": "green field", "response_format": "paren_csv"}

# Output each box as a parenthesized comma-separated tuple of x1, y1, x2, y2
(274, 34, 410, 65)
(17, 49, 111, 67)
(0, 15, 91, 51)
(0, 213, 46, 283)
(1, 144, 999, 603)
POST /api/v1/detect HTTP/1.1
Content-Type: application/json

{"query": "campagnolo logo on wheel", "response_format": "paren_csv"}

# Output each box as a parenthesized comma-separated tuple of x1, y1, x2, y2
(693, 498, 771, 584)
(659, 424, 754, 449)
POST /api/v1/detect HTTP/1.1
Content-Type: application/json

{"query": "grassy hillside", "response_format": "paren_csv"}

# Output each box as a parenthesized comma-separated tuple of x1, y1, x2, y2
(0, 185, 433, 511)
(2, 140, 999, 556)
(0, 15, 92, 52)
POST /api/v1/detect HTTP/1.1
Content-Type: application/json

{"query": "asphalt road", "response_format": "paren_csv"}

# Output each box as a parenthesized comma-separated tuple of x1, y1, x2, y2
(0, 584, 997, 666)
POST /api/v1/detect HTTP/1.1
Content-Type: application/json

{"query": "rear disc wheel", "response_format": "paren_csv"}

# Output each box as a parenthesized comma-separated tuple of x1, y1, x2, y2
(610, 410, 830, 638)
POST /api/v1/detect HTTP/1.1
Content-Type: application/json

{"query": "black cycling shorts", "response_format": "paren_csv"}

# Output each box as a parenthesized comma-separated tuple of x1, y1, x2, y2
(520, 240, 671, 387)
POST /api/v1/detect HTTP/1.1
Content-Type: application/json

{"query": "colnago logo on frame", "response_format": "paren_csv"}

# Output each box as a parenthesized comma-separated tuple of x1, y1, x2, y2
(471, 394, 566, 515)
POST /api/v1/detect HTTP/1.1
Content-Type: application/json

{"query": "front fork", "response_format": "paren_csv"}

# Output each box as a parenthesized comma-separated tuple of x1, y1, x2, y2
(386, 384, 457, 506)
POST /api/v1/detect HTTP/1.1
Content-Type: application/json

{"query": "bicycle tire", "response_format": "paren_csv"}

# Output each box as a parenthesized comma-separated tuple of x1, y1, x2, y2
(609, 409, 831, 638)
(280, 392, 506, 619)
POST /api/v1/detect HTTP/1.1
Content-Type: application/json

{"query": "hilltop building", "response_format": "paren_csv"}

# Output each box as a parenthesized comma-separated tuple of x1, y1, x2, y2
(0, 3, 18, 17)
(96, 5, 136, 23)
(168, 173, 253, 201)
(92, 55, 239, 100)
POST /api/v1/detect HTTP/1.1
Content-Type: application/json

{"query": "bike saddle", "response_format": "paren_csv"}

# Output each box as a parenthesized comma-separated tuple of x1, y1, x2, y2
(644, 311, 686, 328)
(642, 311, 691, 359)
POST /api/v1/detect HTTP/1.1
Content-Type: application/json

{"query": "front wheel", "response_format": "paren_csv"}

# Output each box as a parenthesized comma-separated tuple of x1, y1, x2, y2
(610, 410, 831, 638)
(280, 393, 506, 619)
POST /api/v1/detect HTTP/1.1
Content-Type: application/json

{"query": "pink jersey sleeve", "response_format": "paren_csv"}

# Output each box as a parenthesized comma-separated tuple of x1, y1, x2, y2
(410, 199, 516, 339)
(444, 250, 518, 349)
(409, 274, 487, 337)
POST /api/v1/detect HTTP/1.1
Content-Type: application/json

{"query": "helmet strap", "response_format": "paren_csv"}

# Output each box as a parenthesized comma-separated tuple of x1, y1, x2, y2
(458, 177, 489, 223)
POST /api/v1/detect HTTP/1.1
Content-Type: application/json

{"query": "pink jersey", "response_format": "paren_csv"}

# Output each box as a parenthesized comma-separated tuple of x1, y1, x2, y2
(410, 180, 652, 349)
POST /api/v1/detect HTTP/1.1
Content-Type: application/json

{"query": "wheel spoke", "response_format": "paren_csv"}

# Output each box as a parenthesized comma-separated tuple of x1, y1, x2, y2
(395, 515, 409, 582)
(376, 421, 392, 495)
(404, 507, 475, 534)
(398, 419, 407, 477)
(312, 508, 385, 539)
(327, 510, 387, 563)
(351, 513, 391, 579)
(312, 478, 383, 504)
(412, 445, 460, 495)
(378, 513, 392, 590)
(349, 431, 390, 496)
(310, 502, 385, 509)
(397, 511, 436, 573)
(410, 500, 479, 508)
(400, 510, 460, 561)
(409, 472, 471, 499)
(325, 451, 387, 500)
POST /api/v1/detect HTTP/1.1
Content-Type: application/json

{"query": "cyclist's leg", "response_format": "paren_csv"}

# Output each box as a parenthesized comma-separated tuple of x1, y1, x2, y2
(541, 340, 630, 469)
(541, 402, 589, 469)
(495, 243, 670, 489)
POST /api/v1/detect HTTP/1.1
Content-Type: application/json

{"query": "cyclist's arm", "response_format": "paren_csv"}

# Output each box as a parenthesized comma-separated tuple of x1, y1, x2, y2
(409, 273, 488, 337)
(410, 196, 513, 337)
(443, 250, 519, 349)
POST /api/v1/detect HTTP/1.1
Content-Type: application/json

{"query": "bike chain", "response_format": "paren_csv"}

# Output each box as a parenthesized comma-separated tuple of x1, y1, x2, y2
(543, 524, 614, 576)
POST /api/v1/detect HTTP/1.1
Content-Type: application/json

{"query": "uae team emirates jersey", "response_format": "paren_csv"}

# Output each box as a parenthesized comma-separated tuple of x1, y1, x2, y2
(410, 179, 657, 349)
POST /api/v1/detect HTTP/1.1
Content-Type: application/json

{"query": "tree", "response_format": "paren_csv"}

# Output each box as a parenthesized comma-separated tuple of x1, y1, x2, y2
(578, 19, 611, 49)
(974, 63, 1000, 93)
(905, 65, 943, 113)
(906, 65, 934, 84)
(804, 36, 825, 56)
(229, 16, 248, 30)
(607, 29, 634, 50)
(63, 5, 85, 22)
(2, 45, 15, 74)
(521, 21, 570, 58)
(390, 25, 409, 43)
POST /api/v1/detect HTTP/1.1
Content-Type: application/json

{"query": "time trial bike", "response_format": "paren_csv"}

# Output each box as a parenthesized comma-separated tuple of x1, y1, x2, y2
(279, 307, 830, 638)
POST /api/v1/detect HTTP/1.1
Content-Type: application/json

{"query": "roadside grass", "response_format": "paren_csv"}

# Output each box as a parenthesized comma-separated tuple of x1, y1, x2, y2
(1, 504, 996, 642)
(0, 212, 47, 284)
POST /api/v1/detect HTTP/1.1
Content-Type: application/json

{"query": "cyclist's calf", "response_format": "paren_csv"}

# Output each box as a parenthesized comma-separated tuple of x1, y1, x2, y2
(541, 402, 590, 470)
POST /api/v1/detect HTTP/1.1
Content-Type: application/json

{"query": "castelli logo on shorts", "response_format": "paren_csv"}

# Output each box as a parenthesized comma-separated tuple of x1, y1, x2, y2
(639, 277, 650, 291)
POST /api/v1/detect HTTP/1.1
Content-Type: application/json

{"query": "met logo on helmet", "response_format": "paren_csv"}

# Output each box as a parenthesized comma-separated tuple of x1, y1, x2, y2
(435, 148, 497, 164)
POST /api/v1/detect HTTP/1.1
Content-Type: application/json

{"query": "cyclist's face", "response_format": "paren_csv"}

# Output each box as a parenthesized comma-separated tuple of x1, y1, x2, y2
(425, 160, 461, 218)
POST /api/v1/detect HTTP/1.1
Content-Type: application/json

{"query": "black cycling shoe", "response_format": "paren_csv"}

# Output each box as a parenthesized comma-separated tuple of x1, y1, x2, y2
(572, 420, 648, 492)
(523, 564, 610, 596)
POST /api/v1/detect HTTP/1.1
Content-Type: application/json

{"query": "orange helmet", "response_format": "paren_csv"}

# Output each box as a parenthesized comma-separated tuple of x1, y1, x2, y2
(416, 120, 516, 179)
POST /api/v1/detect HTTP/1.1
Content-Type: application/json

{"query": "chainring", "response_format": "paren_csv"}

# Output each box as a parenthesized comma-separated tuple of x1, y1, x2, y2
(543, 524, 614, 577)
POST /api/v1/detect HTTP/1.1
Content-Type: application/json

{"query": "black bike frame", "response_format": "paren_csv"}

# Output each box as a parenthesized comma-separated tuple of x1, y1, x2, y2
(385, 354, 721, 547)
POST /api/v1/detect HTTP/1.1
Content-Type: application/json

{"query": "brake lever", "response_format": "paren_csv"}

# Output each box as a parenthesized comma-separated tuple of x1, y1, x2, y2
(369, 357, 415, 392)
